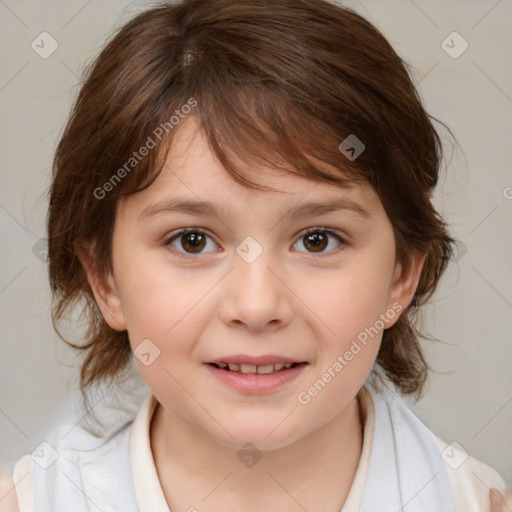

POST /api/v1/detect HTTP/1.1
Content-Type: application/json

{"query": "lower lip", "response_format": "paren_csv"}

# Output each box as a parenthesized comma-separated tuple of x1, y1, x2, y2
(204, 363, 308, 393)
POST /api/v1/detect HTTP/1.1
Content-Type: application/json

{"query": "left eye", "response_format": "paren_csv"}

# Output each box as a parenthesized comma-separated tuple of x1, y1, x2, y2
(292, 228, 345, 254)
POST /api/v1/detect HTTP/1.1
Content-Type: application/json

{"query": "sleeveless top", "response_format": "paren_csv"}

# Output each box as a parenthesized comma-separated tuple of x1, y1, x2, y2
(10, 371, 506, 511)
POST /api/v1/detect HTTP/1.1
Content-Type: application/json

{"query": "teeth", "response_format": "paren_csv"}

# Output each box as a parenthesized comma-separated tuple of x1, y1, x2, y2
(240, 364, 257, 374)
(257, 364, 275, 375)
(215, 362, 298, 374)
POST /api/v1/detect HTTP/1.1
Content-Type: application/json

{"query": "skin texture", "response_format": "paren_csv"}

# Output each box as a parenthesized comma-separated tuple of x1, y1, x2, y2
(490, 488, 512, 511)
(78, 117, 428, 511)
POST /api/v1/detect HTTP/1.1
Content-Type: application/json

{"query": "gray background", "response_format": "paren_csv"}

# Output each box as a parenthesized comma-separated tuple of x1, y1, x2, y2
(1, 0, 511, 489)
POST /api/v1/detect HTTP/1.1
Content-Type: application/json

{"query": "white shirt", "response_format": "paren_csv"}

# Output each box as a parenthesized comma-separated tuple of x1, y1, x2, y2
(6, 383, 507, 511)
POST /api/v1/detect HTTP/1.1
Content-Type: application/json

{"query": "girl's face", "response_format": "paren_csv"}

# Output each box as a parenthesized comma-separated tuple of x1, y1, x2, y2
(84, 117, 424, 450)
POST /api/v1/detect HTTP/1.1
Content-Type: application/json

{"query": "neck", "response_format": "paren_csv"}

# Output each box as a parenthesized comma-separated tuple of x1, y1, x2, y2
(150, 394, 364, 512)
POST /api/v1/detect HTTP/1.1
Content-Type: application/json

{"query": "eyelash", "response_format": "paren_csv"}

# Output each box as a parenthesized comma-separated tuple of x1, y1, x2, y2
(163, 227, 348, 260)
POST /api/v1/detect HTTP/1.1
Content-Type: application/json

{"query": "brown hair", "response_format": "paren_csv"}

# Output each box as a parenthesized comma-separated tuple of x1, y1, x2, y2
(48, 0, 455, 413)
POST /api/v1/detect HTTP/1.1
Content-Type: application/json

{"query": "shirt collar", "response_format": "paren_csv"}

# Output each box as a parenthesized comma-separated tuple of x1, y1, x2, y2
(129, 387, 374, 511)
(130, 392, 171, 511)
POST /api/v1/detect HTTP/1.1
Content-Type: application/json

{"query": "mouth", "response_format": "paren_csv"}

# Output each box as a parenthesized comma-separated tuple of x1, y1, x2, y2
(204, 356, 309, 393)
(208, 361, 304, 375)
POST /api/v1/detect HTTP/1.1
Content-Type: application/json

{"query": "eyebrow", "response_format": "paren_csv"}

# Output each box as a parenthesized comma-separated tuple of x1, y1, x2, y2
(138, 196, 371, 222)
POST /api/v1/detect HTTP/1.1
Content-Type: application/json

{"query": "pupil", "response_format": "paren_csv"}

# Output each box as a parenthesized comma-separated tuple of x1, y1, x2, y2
(305, 232, 327, 252)
(183, 232, 205, 253)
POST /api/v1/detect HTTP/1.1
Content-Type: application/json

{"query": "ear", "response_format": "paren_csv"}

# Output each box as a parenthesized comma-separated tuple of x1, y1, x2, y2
(385, 248, 428, 329)
(75, 241, 127, 331)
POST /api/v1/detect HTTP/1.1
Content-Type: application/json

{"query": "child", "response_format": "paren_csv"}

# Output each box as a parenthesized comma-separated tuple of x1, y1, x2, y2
(1, 0, 509, 510)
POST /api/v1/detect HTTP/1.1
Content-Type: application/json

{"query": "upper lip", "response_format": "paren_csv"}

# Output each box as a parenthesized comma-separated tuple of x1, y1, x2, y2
(206, 354, 307, 366)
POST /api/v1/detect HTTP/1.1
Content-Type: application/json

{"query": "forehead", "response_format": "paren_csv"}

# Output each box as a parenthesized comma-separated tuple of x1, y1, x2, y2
(119, 116, 381, 221)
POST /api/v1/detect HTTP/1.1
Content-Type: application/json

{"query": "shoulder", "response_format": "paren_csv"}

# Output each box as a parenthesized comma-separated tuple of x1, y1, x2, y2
(0, 394, 153, 512)
(3, 420, 137, 511)
(433, 435, 508, 511)
(0, 464, 20, 512)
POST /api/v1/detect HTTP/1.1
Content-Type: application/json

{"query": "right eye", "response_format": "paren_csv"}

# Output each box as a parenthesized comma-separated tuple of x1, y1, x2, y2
(164, 228, 220, 258)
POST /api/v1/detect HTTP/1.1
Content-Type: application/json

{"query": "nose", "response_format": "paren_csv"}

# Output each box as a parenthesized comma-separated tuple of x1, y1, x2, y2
(218, 246, 293, 334)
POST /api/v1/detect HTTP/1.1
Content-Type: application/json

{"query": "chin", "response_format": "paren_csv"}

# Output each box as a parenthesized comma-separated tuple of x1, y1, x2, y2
(209, 420, 303, 452)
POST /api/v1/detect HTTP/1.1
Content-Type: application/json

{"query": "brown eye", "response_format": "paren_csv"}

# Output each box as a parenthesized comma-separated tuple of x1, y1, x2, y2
(166, 229, 218, 256)
(293, 228, 345, 255)
(180, 232, 206, 253)
(303, 231, 328, 252)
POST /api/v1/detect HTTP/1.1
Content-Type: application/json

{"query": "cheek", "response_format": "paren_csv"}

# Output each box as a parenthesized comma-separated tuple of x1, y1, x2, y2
(295, 264, 391, 414)
(312, 262, 394, 340)
(299, 246, 396, 389)
(115, 253, 219, 391)
(114, 245, 204, 341)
